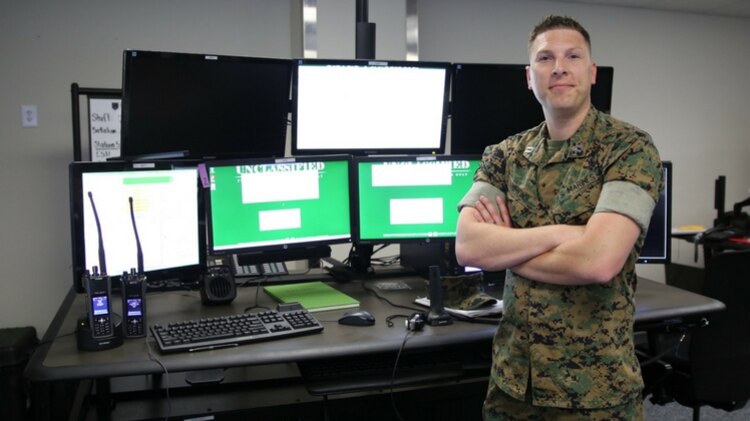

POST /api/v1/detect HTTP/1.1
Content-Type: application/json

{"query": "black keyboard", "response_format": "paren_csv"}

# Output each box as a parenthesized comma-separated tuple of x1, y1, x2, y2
(297, 350, 465, 395)
(150, 308, 323, 353)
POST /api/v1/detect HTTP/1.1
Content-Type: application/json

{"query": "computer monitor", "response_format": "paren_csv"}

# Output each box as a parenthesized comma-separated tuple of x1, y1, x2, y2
(291, 58, 451, 156)
(206, 155, 353, 263)
(69, 160, 205, 292)
(353, 155, 481, 244)
(450, 63, 613, 154)
(637, 161, 672, 264)
(121, 50, 292, 159)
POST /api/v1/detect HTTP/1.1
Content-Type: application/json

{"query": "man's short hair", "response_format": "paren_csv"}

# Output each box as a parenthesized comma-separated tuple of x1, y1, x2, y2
(529, 15, 591, 53)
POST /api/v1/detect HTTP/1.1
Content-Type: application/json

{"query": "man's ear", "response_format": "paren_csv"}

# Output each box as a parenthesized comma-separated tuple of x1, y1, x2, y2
(591, 62, 598, 85)
(525, 65, 532, 90)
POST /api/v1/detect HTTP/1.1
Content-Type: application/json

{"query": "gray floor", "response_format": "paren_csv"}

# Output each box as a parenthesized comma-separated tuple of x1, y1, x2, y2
(643, 398, 750, 420)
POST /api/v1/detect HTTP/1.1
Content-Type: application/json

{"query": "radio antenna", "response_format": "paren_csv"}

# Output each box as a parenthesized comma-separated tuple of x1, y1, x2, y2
(128, 197, 144, 274)
(87, 191, 107, 275)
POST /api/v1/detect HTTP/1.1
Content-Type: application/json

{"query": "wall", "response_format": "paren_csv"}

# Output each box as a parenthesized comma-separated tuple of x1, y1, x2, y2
(0, 0, 407, 336)
(1, 0, 748, 335)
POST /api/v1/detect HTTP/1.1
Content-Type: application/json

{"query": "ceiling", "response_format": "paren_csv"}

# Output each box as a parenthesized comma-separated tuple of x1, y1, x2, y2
(552, 0, 750, 19)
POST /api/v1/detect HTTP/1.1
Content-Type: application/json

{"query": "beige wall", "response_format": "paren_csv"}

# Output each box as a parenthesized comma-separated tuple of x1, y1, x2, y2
(1, 0, 748, 335)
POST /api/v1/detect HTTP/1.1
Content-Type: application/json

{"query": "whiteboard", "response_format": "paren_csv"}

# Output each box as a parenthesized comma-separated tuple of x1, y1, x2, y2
(88, 97, 121, 161)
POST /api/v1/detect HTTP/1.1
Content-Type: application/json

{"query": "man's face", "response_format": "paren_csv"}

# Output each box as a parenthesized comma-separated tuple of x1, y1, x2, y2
(526, 28, 596, 119)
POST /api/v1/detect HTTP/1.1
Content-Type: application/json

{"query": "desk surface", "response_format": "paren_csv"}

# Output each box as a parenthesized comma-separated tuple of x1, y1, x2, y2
(26, 275, 724, 383)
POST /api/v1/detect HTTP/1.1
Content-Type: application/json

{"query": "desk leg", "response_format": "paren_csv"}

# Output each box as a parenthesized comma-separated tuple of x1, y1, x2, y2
(66, 380, 92, 421)
(94, 378, 112, 421)
(643, 330, 673, 403)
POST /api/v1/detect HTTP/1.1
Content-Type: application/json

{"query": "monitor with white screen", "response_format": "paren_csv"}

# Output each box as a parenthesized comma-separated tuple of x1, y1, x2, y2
(291, 59, 451, 155)
(69, 161, 204, 292)
(206, 155, 353, 261)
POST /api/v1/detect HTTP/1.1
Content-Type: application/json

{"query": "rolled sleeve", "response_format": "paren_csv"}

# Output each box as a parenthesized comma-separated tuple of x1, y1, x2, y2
(457, 181, 506, 212)
(594, 180, 656, 233)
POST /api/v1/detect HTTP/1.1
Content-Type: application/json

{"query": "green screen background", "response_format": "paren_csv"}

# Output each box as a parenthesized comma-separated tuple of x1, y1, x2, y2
(357, 160, 479, 241)
(209, 160, 351, 250)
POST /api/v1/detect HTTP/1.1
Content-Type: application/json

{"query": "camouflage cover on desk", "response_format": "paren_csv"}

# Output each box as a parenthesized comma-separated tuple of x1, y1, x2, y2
(426, 272, 499, 310)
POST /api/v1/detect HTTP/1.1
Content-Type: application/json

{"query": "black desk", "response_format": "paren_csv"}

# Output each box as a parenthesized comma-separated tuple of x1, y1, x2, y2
(673, 230, 750, 263)
(26, 275, 724, 420)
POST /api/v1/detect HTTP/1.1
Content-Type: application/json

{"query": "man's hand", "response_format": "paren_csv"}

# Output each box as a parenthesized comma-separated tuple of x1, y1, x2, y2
(473, 195, 512, 227)
(456, 195, 581, 271)
(510, 212, 640, 285)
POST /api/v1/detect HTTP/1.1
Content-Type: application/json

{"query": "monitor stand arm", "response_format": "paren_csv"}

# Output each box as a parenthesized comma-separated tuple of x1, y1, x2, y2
(349, 243, 374, 275)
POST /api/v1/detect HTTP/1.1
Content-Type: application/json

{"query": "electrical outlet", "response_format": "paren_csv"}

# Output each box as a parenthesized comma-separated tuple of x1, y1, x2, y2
(22, 105, 38, 128)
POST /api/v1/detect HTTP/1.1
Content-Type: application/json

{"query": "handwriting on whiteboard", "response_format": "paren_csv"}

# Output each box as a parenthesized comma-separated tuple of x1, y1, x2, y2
(89, 98, 121, 161)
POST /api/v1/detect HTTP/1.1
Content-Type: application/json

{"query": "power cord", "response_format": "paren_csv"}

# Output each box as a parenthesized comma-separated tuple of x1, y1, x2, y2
(390, 328, 416, 421)
(242, 275, 272, 313)
(639, 333, 687, 367)
(36, 331, 75, 349)
(361, 282, 423, 314)
(145, 333, 171, 421)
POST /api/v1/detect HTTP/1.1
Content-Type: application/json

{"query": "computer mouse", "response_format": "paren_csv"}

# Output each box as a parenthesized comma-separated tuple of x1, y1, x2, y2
(338, 310, 376, 326)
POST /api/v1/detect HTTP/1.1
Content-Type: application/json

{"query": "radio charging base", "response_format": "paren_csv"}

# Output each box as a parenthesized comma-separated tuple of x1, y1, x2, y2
(76, 313, 124, 351)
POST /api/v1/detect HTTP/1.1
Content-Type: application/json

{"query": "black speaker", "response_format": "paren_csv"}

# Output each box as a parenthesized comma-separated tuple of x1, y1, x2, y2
(200, 265, 236, 305)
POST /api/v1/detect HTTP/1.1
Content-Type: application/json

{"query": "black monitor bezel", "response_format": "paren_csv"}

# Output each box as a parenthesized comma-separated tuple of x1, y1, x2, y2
(120, 49, 293, 160)
(204, 154, 355, 259)
(449, 62, 614, 155)
(291, 58, 451, 156)
(637, 161, 672, 264)
(69, 159, 206, 293)
(352, 154, 481, 246)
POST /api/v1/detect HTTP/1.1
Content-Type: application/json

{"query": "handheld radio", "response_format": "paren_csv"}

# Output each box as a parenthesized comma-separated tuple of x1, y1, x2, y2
(84, 192, 115, 338)
(84, 266, 114, 338)
(121, 196, 147, 338)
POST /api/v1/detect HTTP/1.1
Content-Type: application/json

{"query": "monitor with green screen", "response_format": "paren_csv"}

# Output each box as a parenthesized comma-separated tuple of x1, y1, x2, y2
(354, 155, 480, 244)
(206, 155, 353, 257)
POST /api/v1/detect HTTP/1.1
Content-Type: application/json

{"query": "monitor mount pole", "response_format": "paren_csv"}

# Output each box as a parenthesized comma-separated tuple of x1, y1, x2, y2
(355, 0, 376, 59)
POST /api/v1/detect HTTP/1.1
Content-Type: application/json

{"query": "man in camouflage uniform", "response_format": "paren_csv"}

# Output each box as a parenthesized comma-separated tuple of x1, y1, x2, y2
(455, 15, 663, 420)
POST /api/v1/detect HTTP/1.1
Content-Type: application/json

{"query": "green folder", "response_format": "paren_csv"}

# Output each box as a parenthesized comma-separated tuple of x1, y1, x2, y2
(264, 281, 359, 312)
